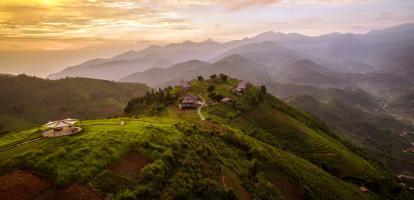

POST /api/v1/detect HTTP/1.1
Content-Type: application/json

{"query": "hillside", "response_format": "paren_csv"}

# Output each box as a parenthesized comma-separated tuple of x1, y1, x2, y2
(378, 45, 414, 84)
(0, 75, 150, 133)
(272, 59, 348, 88)
(120, 55, 272, 88)
(1, 77, 412, 199)
(211, 41, 306, 68)
(286, 95, 414, 174)
(389, 88, 414, 123)
(0, 73, 14, 77)
(47, 54, 172, 81)
(119, 60, 210, 87)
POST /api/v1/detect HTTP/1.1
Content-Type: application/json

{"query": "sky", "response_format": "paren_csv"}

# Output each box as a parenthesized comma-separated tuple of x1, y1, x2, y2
(1, 0, 413, 76)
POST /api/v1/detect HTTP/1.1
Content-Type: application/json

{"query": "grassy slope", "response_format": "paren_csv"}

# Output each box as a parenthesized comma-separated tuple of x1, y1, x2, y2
(0, 75, 150, 133)
(0, 117, 375, 200)
(286, 95, 414, 174)
(0, 78, 410, 199)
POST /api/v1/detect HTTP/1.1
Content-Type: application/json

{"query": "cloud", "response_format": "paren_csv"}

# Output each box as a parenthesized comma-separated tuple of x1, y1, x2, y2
(0, 0, 411, 51)
(0, 0, 193, 42)
(223, 0, 281, 10)
(0, 0, 371, 40)
(157, 0, 366, 10)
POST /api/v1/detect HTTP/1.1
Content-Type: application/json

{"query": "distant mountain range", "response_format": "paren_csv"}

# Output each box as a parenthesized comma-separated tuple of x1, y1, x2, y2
(48, 24, 413, 95)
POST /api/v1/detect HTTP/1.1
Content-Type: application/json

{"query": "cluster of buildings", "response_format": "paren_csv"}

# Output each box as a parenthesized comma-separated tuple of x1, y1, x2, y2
(178, 79, 249, 110)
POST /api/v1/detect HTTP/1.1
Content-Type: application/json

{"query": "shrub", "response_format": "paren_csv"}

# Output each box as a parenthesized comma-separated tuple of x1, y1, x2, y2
(209, 91, 224, 102)
(197, 76, 204, 81)
(208, 85, 215, 92)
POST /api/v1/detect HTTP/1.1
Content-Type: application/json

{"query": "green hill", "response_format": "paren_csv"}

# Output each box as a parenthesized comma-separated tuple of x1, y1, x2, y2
(0, 74, 150, 134)
(389, 88, 414, 123)
(286, 94, 414, 174)
(0, 76, 412, 200)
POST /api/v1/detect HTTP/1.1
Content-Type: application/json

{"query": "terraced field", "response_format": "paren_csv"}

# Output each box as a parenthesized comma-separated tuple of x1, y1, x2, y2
(206, 104, 239, 120)
(227, 102, 376, 178)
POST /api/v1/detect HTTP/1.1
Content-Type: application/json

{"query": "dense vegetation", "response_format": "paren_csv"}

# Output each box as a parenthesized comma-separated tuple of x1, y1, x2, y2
(285, 94, 414, 174)
(124, 88, 178, 115)
(0, 76, 412, 199)
(0, 74, 150, 134)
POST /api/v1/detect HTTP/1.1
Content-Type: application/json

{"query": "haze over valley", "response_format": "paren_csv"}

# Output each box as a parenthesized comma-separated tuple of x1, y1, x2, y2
(1, 1, 414, 199)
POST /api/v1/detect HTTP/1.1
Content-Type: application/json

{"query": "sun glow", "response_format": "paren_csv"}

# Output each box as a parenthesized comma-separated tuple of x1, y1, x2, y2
(41, 0, 58, 5)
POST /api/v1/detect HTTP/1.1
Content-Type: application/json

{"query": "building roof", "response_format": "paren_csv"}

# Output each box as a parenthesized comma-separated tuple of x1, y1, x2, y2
(359, 186, 369, 193)
(43, 119, 79, 129)
(181, 94, 197, 104)
(235, 80, 248, 92)
(180, 80, 190, 88)
(221, 97, 232, 102)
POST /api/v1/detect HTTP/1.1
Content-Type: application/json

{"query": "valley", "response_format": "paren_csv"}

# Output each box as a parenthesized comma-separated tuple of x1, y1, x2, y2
(1, 78, 412, 199)
(0, 22, 413, 199)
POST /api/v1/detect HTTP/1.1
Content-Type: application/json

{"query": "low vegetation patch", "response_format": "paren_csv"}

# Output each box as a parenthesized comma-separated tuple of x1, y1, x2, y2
(0, 170, 103, 200)
(109, 151, 152, 181)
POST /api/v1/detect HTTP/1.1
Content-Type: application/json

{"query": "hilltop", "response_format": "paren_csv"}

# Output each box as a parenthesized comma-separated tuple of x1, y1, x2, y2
(0, 76, 412, 200)
(0, 74, 150, 133)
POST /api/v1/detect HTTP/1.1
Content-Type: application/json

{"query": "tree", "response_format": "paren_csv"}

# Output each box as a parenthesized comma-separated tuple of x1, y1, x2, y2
(210, 74, 217, 79)
(219, 74, 228, 82)
(208, 85, 215, 92)
(208, 91, 224, 102)
(124, 87, 178, 115)
(258, 85, 267, 101)
(197, 76, 204, 81)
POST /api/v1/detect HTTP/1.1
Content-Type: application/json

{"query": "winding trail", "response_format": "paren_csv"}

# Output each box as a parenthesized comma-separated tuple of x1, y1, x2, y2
(198, 93, 206, 121)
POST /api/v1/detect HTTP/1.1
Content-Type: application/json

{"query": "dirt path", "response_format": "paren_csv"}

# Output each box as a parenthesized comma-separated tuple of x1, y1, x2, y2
(198, 93, 206, 121)
(0, 137, 45, 152)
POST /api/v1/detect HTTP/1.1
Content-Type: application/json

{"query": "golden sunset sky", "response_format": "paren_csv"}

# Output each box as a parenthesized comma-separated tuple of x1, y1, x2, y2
(1, 0, 413, 76)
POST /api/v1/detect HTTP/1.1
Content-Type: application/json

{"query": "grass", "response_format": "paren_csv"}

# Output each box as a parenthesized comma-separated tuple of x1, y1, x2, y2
(1, 117, 182, 185)
(0, 128, 43, 149)
(239, 102, 377, 178)
(0, 78, 407, 200)
(0, 75, 150, 132)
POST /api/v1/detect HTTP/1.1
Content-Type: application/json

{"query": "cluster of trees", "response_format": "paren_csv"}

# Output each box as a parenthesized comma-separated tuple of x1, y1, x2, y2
(209, 73, 228, 82)
(206, 74, 231, 102)
(233, 85, 267, 111)
(124, 88, 178, 115)
(196, 74, 229, 82)
(207, 85, 224, 102)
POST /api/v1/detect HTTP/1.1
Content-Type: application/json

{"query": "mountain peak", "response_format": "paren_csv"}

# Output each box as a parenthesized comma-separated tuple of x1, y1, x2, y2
(368, 23, 414, 34)
(255, 31, 281, 39)
(182, 40, 196, 44)
(253, 31, 309, 41)
(116, 50, 138, 57)
(219, 54, 250, 62)
(294, 59, 319, 67)
(201, 38, 219, 44)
